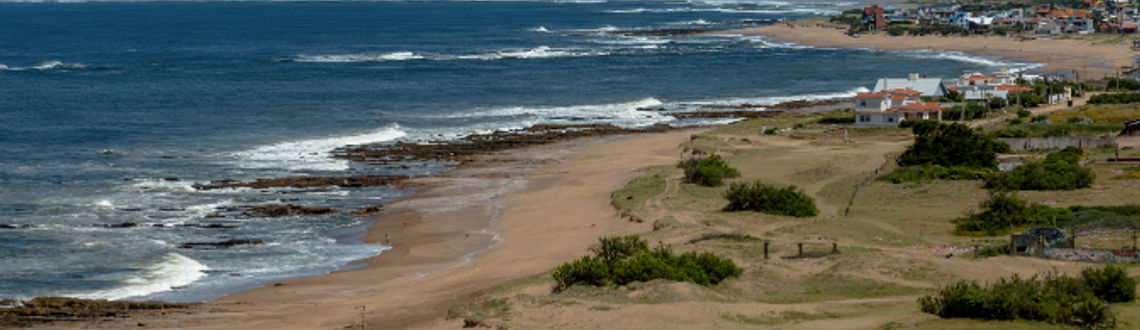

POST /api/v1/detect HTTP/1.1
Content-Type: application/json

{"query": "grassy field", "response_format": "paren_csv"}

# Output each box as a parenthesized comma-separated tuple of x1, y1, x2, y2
(447, 112, 1140, 329)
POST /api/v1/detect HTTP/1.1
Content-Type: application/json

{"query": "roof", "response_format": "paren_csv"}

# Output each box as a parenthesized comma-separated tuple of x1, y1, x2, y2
(855, 93, 886, 98)
(894, 102, 944, 112)
(1125, 24, 1138, 29)
(891, 88, 923, 95)
(874, 78, 947, 97)
(995, 85, 1032, 92)
(891, 95, 907, 100)
(965, 75, 996, 80)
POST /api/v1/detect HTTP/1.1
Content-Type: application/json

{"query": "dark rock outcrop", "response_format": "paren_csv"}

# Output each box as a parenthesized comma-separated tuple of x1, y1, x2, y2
(178, 239, 264, 249)
(193, 175, 410, 191)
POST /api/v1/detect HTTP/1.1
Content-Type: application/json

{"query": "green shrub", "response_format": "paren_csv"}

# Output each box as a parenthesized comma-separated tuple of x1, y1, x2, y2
(919, 268, 1128, 328)
(1010, 92, 1043, 108)
(1082, 265, 1136, 303)
(1017, 109, 1032, 118)
(953, 192, 1072, 235)
(817, 116, 855, 124)
(1088, 93, 1140, 105)
(552, 236, 743, 292)
(984, 147, 1094, 191)
(976, 244, 1010, 257)
(898, 121, 1009, 169)
(678, 155, 740, 187)
(877, 164, 995, 184)
(723, 180, 818, 217)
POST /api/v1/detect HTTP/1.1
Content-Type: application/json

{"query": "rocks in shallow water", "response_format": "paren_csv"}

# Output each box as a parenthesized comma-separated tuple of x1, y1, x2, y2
(178, 239, 264, 249)
(0, 297, 189, 324)
(0, 224, 33, 229)
(348, 205, 384, 216)
(178, 223, 238, 229)
(192, 175, 410, 190)
(98, 222, 138, 228)
(335, 123, 669, 165)
(245, 204, 336, 217)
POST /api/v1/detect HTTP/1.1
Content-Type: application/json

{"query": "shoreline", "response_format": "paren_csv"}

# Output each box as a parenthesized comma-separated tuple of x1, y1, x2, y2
(202, 130, 705, 329)
(720, 24, 1133, 78)
(26, 128, 705, 328)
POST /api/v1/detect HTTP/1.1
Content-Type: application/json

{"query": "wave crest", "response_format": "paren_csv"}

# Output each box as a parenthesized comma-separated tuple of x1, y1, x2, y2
(70, 253, 208, 301)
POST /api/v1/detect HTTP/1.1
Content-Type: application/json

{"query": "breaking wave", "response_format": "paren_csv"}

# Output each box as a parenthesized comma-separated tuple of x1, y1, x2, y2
(70, 253, 208, 301)
(0, 61, 88, 71)
(287, 46, 610, 63)
(230, 123, 407, 171)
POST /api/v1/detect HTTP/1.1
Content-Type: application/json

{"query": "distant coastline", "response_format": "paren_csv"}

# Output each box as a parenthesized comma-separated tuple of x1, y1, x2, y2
(718, 21, 1132, 78)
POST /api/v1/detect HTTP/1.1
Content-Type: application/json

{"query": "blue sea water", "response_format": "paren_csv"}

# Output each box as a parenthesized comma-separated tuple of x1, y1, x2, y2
(0, 0, 1038, 302)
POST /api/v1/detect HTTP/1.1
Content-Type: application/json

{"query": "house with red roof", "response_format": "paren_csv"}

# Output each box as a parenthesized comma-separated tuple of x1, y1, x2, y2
(853, 89, 943, 126)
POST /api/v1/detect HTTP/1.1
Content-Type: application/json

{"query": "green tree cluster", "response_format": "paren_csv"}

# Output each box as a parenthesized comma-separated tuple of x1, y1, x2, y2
(678, 155, 740, 187)
(919, 266, 1134, 329)
(897, 121, 1009, 169)
(985, 147, 1094, 191)
(552, 236, 743, 292)
(953, 192, 1072, 235)
(723, 181, 818, 217)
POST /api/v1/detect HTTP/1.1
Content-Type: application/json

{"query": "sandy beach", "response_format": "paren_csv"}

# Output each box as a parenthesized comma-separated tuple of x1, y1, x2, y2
(723, 24, 1135, 78)
(91, 130, 702, 329)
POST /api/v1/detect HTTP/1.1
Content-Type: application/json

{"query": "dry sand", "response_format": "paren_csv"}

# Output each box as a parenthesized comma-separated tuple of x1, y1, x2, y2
(116, 130, 702, 329)
(723, 24, 1134, 78)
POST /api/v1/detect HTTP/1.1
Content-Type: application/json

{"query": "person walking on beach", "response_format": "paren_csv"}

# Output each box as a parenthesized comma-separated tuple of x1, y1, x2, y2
(385, 234, 392, 247)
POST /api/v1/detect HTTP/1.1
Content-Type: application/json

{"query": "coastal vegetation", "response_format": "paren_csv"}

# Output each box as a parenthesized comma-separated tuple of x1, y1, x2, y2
(723, 181, 819, 217)
(678, 155, 740, 187)
(551, 236, 742, 293)
(952, 192, 1072, 235)
(446, 109, 1140, 329)
(984, 147, 1095, 191)
(898, 121, 1008, 169)
(919, 266, 1134, 328)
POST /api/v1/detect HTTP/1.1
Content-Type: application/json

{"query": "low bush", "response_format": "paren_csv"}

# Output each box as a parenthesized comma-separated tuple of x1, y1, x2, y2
(1088, 93, 1140, 105)
(1082, 266, 1137, 303)
(976, 244, 1010, 257)
(817, 116, 855, 124)
(877, 164, 995, 184)
(953, 192, 1072, 235)
(919, 266, 1132, 328)
(723, 180, 818, 217)
(1016, 108, 1032, 118)
(984, 147, 1094, 191)
(552, 236, 743, 292)
(678, 155, 740, 187)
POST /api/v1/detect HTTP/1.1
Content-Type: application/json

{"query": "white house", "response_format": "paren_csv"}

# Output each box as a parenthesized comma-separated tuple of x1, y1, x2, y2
(854, 88, 943, 126)
(873, 73, 949, 97)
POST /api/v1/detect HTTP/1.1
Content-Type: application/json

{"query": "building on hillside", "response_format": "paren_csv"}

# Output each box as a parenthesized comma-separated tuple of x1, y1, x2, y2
(1123, 119, 1140, 136)
(863, 5, 887, 30)
(853, 89, 943, 126)
(873, 73, 948, 97)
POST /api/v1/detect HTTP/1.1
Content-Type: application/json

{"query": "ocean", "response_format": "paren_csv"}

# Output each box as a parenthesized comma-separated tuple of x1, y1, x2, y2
(0, 0, 1038, 303)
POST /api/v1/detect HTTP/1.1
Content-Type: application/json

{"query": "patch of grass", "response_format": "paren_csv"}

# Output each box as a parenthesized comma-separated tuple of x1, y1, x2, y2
(878, 164, 995, 184)
(446, 297, 511, 328)
(758, 273, 919, 304)
(611, 168, 670, 213)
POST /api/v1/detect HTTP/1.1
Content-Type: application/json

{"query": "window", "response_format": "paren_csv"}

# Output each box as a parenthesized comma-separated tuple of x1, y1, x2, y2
(887, 116, 895, 122)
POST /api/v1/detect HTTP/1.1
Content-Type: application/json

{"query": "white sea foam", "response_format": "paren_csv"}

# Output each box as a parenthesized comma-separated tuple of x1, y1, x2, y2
(604, 6, 841, 15)
(0, 61, 87, 71)
(71, 253, 208, 301)
(691, 87, 871, 106)
(292, 52, 424, 63)
(440, 97, 668, 128)
(290, 46, 610, 63)
(531, 26, 551, 33)
(896, 50, 1041, 72)
(129, 178, 196, 193)
(230, 123, 406, 171)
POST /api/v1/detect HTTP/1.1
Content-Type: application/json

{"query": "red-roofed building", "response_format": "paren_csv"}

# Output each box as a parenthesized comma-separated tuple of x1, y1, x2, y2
(854, 88, 943, 126)
(996, 85, 1033, 93)
(863, 5, 887, 30)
